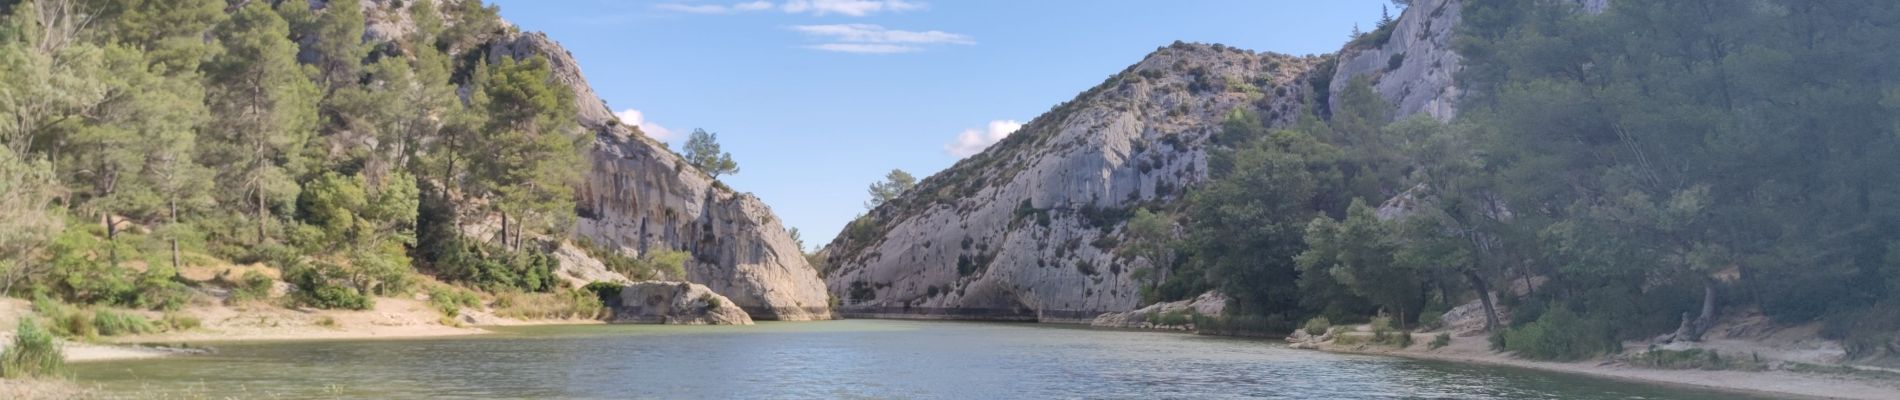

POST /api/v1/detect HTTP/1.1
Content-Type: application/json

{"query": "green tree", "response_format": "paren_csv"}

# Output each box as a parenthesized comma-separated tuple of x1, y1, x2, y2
(1180, 126, 1348, 315)
(0, 149, 63, 294)
(864, 168, 915, 209)
(202, 1, 320, 246)
(1123, 208, 1174, 301)
(464, 55, 580, 250)
(682, 128, 739, 178)
(1300, 199, 1424, 328)
(310, 0, 369, 89)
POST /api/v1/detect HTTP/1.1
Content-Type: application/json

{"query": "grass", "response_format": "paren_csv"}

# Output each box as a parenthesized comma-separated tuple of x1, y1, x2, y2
(494, 290, 604, 320)
(428, 286, 483, 317)
(1628, 348, 1768, 372)
(1, 319, 66, 379)
(92, 309, 158, 337)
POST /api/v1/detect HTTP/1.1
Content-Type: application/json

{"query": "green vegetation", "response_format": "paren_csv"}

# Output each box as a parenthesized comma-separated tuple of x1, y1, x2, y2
(1, 320, 64, 379)
(1628, 349, 1767, 372)
(429, 286, 483, 317)
(1429, 332, 1451, 350)
(493, 289, 603, 320)
(864, 169, 917, 209)
(1302, 316, 1332, 336)
(682, 128, 740, 178)
(0, 0, 597, 331)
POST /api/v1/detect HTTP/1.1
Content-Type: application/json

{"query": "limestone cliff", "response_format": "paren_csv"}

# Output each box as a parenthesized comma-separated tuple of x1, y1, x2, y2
(480, 31, 832, 321)
(820, 1, 1475, 323)
(350, 0, 831, 320)
(821, 43, 1323, 323)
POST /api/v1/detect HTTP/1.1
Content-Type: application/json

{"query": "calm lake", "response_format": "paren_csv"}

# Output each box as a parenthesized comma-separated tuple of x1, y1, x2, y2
(69, 320, 1768, 399)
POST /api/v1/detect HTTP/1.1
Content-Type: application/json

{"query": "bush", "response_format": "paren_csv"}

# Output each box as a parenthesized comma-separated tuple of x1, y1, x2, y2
(1, 320, 65, 379)
(1370, 316, 1394, 340)
(429, 286, 483, 317)
(91, 309, 156, 336)
(285, 263, 373, 310)
(228, 270, 275, 303)
(1149, 310, 1195, 326)
(1430, 332, 1452, 350)
(1629, 349, 1767, 371)
(161, 313, 201, 332)
(582, 281, 626, 304)
(1501, 308, 1620, 361)
(494, 290, 603, 320)
(1303, 316, 1333, 336)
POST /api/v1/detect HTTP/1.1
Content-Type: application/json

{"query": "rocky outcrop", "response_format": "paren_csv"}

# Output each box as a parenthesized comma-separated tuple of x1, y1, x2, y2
(348, 0, 832, 320)
(1090, 291, 1228, 330)
(822, 43, 1322, 323)
(1329, 0, 1464, 122)
(822, 2, 1481, 324)
(481, 31, 832, 321)
(612, 281, 754, 325)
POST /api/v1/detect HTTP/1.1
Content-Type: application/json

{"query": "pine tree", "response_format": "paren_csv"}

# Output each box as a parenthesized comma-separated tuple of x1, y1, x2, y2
(202, 1, 320, 245)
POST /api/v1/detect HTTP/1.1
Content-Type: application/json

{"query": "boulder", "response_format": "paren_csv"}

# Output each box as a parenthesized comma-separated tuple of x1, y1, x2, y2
(1090, 291, 1228, 330)
(612, 281, 753, 325)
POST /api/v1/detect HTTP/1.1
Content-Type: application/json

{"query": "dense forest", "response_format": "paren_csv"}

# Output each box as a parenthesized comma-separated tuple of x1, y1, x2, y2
(1139, 0, 1900, 362)
(0, 0, 603, 322)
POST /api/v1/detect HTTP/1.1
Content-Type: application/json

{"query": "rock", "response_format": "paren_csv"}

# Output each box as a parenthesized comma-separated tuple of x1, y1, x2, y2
(549, 241, 633, 288)
(1091, 291, 1228, 330)
(822, 43, 1321, 323)
(477, 31, 834, 321)
(1330, 0, 1465, 122)
(612, 281, 754, 325)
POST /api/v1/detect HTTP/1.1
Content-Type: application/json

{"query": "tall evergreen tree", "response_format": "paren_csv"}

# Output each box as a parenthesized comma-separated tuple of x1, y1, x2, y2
(202, 1, 320, 245)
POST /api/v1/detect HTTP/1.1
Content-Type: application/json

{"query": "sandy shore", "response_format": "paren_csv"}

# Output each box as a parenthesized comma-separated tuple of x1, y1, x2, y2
(1313, 332, 1900, 400)
(0, 296, 600, 363)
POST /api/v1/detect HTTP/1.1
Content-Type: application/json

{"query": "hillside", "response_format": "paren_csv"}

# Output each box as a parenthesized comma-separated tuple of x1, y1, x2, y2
(820, 0, 1900, 371)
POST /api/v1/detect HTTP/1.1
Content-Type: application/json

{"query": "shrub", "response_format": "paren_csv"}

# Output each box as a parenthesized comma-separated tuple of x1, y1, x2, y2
(1, 320, 65, 379)
(1370, 316, 1394, 340)
(1430, 332, 1452, 350)
(582, 281, 626, 304)
(1149, 310, 1195, 326)
(285, 263, 373, 310)
(1303, 316, 1333, 336)
(429, 286, 483, 317)
(161, 313, 201, 332)
(91, 309, 156, 336)
(228, 270, 275, 303)
(700, 293, 723, 309)
(1629, 349, 1767, 371)
(495, 290, 603, 320)
(1501, 308, 1620, 361)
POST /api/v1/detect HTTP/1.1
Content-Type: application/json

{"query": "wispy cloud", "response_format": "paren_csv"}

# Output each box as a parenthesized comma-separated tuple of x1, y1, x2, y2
(654, 3, 741, 14)
(616, 108, 679, 143)
(945, 120, 1023, 157)
(654, 1, 923, 17)
(791, 24, 973, 53)
(781, 0, 924, 16)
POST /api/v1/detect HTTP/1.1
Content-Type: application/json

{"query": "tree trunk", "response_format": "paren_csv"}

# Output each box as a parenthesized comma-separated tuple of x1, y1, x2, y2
(1466, 270, 1501, 332)
(256, 187, 269, 245)
(105, 213, 119, 267)
(499, 212, 510, 247)
(1688, 277, 1718, 341)
(169, 200, 181, 271)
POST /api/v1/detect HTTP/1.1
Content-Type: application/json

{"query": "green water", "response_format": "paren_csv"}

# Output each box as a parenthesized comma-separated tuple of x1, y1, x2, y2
(70, 320, 1777, 399)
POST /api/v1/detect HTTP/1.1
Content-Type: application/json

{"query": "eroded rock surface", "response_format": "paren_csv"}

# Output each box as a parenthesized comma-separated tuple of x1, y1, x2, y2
(612, 281, 754, 325)
(1091, 291, 1228, 330)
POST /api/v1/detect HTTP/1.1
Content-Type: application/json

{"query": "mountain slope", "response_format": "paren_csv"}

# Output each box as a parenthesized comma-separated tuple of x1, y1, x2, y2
(819, 0, 1467, 322)
(471, 23, 832, 320)
(821, 43, 1323, 322)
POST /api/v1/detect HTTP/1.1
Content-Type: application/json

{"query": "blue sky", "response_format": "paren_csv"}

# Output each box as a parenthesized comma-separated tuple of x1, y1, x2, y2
(485, 0, 1392, 249)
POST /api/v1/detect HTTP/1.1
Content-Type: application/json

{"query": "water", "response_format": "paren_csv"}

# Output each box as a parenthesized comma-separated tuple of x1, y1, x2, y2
(70, 320, 1769, 399)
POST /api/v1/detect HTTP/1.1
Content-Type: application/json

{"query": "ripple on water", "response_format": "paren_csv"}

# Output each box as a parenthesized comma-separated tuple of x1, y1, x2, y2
(71, 320, 1772, 399)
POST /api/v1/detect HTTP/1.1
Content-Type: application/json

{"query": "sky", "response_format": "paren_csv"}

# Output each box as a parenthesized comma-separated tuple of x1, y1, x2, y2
(484, 0, 1393, 249)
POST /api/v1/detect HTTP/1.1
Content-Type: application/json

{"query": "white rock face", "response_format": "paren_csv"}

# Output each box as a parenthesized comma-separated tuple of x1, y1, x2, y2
(1090, 291, 1229, 330)
(1330, 0, 1465, 122)
(822, 43, 1322, 323)
(613, 281, 754, 325)
(479, 32, 833, 321)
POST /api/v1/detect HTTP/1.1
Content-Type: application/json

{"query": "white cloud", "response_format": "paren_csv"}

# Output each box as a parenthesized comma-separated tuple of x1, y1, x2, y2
(790, 24, 972, 53)
(657, 1, 920, 16)
(781, 0, 924, 16)
(944, 120, 1023, 158)
(654, 3, 737, 14)
(616, 108, 679, 143)
(805, 43, 919, 54)
(733, 0, 775, 11)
